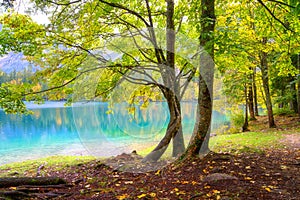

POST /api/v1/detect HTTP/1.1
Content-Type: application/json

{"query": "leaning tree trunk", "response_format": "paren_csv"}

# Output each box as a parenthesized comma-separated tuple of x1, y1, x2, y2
(260, 37, 276, 128)
(183, 0, 215, 158)
(142, 88, 181, 162)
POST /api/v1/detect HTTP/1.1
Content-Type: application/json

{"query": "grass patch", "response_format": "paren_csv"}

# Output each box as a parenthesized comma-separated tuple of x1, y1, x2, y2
(210, 131, 285, 153)
(0, 128, 289, 175)
(0, 155, 95, 177)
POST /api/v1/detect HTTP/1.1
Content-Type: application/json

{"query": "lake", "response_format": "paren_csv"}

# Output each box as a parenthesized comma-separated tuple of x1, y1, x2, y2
(0, 101, 228, 165)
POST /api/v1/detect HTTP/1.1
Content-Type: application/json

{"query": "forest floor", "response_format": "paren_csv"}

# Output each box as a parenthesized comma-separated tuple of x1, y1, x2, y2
(0, 115, 300, 200)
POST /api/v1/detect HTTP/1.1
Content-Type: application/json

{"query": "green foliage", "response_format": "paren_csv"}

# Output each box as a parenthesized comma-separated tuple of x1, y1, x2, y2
(226, 110, 245, 134)
(0, 13, 45, 56)
(273, 106, 295, 116)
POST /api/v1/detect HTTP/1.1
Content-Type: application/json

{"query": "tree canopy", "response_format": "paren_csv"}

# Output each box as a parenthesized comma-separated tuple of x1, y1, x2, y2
(0, 0, 299, 160)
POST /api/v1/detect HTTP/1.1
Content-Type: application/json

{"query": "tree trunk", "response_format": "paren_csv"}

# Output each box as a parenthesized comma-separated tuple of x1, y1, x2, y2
(166, 0, 185, 157)
(298, 76, 300, 117)
(183, 0, 215, 158)
(260, 37, 276, 128)
(248, 70, 256, 120)
(291, 54, 300, 116)
(253, 67, 259, 116)
(290, 79, 298, 113)
(243, 85, 249, 132)
(143, 0, 185, 161)
(142, 88, 181, 162)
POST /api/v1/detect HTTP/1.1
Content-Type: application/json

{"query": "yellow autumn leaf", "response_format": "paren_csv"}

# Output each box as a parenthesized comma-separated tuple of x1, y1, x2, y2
(212, 189, 220, 194)
(117, 194, 129, 200)
(176, 191, 186, 195)
(155, 170, 161, 175)
(137, 194, 147, 198)
(181, 181, 189, 184)
(9, 187, 17, 190)
(264, 187, 272, 192)
(244, 177, 252, 180)
(149, 193, 156, 197)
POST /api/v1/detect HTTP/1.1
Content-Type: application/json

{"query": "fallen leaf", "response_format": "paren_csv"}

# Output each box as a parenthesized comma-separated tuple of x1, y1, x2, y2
(150, 193, 156, 197)
(117, 194, 129, 200)
(125, 181, 133, 184)
(265, 187, 272, 192)
(137, 194, 147, 198)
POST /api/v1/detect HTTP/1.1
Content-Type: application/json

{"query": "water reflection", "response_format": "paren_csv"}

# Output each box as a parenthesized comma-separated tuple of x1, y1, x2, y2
(0, 101, 228, 165)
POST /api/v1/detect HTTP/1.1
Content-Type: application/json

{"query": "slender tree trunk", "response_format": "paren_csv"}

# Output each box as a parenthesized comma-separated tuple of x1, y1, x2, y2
(166, 0, 185, 157)
(143, 0, 184, 161)
(253, 67, 259, 116)
(260, 37, 276, 128)
(279, 89, 284, 108)
(289, 78, 298, 113)
(243, 85, 249, 132)
(298, 77, 300, 117)
(248, 71, 256, 120)
(183, 0, 215, 158)
(290, 54, 300, 116)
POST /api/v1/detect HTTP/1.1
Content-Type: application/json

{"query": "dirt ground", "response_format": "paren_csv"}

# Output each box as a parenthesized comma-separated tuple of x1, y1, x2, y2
(0, 115, 299, 200)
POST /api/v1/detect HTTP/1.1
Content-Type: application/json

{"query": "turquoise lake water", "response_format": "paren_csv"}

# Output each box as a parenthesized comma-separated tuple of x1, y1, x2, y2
(0, 101, 228, 165)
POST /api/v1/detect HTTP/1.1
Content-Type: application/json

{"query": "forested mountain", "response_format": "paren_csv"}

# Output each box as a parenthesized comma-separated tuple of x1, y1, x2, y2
(0, 52, 38, 73)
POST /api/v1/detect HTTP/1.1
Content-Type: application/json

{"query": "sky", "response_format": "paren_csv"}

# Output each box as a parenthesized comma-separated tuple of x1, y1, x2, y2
(11, 0, 49, 24)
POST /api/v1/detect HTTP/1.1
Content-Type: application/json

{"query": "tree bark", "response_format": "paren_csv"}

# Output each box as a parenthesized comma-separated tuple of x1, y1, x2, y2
(248, 70, 256, 120)
(291, 54, 300, 116)
(183, 0, 215, 158)
(166, 0, 185, 157)
(142, 88, 181, 162)
(290, 78, 298, 113)
(143, 0, 185, 161)
(253, 67, 259, 116)
(243, 85, 249, 132)
(260, 37, 276, 128)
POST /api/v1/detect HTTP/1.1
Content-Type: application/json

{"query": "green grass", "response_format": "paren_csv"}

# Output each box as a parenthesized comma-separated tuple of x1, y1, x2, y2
(0, 130, 288, 174)
(210, 131, 285, 153)
(0, 155, 95, 177)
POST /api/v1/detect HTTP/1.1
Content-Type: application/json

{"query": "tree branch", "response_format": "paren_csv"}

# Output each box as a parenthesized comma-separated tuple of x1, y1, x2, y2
(266, 0, 296, 8)
(257, 0, 294, 32)
(98, 0, 150, 27)
(45, 0, 81, 6)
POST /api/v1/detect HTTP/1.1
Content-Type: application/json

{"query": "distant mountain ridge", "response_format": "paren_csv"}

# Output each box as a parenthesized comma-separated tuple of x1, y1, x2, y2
(0, 52, 38, 73)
